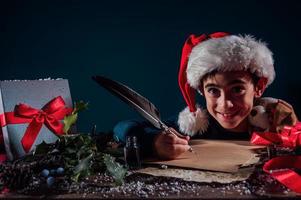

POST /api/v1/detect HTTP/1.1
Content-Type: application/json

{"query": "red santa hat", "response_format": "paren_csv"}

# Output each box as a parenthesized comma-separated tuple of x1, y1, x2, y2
(178, 32, 275, 136)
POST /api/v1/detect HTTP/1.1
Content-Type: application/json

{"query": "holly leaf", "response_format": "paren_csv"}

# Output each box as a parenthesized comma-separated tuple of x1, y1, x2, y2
(63, 101, 88, 134)
(33, 141, 54, 155)
(72, 153, 93, 182)
(103, 154, 127, 185)
(73, 101, 88, 114)
(63, 113, 78, 134)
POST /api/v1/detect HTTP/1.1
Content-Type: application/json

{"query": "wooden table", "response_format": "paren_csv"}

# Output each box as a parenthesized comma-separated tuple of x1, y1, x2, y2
(0, 165, 300, 199)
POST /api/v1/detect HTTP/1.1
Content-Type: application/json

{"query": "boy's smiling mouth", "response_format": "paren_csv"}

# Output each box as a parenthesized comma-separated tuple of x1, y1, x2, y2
(216, 111, 239, 120)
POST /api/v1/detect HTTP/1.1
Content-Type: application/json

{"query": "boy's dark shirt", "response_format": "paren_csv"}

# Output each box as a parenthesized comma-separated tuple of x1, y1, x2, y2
(113, 115, 251, 157)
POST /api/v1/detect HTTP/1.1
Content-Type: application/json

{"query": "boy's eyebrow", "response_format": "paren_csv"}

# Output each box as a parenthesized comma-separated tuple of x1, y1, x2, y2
(204, 79, 247, 88)
(228, 79, 247, 85)
(204, 83, 219, 88)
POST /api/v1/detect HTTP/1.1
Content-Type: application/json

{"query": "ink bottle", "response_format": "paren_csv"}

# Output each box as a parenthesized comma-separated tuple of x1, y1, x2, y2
(124, 136, 141, 169)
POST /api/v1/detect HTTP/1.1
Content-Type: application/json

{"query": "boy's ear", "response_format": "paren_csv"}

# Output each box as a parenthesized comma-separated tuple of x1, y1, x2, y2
(254, 77, 268, 98)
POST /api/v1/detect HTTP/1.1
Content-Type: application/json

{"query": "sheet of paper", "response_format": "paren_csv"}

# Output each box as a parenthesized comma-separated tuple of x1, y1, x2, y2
(135, 166, 254, 183)
(144, 140, 264, 173)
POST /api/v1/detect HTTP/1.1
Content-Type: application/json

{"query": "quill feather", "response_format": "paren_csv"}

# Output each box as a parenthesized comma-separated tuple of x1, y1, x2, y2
(92, 75, 165, 129)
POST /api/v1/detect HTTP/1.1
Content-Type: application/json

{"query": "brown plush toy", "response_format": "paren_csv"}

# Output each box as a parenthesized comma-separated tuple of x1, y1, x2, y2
(248, 97, 298, 133)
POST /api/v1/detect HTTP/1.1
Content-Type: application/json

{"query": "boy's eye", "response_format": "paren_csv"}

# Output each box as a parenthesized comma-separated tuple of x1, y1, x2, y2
(207, 88, 220, 96)
(231, 86, 245, 94)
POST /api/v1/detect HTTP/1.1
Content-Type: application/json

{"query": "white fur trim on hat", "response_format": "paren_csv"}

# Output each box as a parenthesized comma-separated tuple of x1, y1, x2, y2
(187, 35, 275, 89)
(177, 105, 209, 136)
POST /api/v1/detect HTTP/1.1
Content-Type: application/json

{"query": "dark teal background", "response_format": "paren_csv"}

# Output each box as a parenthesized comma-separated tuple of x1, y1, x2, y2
(1, 0, 301, 133)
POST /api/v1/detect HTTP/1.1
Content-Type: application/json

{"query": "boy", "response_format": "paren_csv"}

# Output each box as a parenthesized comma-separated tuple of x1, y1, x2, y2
(113, 32, 275, 159)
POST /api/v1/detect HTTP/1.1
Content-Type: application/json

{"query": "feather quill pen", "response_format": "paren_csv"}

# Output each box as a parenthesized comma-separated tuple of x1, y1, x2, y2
(92, 75, 192, 148)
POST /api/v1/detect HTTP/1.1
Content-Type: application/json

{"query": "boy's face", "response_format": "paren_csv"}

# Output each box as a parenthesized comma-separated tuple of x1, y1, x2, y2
(201, 71, 264, 132)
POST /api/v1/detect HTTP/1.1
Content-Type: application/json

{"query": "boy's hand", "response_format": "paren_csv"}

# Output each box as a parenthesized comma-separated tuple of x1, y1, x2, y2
(153, 128, 190, 160)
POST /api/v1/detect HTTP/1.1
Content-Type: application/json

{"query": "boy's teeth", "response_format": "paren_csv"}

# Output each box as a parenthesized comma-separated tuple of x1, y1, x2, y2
(221, 113, 234, 117)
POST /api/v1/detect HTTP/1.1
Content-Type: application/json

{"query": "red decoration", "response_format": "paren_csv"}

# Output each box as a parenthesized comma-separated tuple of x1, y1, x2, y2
(263, 156, 301, 194)
(251, 122, 301, 194)
(0, 96, 72, 153)
(251, 122, 301, 148)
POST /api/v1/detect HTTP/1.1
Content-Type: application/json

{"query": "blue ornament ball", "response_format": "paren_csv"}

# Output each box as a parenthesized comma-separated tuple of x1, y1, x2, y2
(41, 169, 50, 177)
(47, 176, 55, 187)
(56, 167, 64, 175)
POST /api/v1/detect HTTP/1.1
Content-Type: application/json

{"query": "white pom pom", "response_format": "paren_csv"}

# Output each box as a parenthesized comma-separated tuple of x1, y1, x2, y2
(177, 106, 209, 136)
